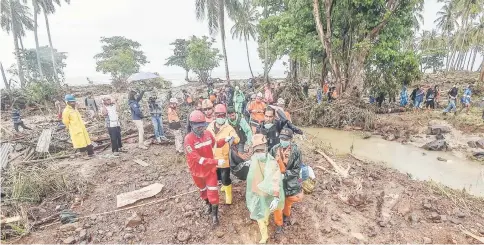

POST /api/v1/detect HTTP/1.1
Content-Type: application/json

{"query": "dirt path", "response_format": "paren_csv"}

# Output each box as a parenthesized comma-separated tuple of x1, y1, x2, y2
(10, 136, 484, 244)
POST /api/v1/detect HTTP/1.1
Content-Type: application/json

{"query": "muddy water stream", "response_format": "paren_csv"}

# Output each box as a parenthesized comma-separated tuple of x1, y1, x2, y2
(303, 127, 484, 197)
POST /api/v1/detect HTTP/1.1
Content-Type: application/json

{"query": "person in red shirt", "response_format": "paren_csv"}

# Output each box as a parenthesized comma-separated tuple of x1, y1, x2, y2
(184, 110, 232, 226)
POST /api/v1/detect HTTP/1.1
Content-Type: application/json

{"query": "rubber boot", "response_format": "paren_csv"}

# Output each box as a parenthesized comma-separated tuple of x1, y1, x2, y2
(283, 215, 290, 225)
(275, 225, 283, 234)
(257, 219, 269, 243)
(211, 205, 219, 226)
(220, 185, 226, 192)
(224, 184, 233, 204)
(205, 199, 212, 214)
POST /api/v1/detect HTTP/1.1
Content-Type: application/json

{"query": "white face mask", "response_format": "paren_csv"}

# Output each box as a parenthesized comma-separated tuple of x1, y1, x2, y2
(254, 152, 266, 161)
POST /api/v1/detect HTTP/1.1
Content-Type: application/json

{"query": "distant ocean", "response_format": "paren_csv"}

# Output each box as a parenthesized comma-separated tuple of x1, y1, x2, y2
(65, 69, 287, 88)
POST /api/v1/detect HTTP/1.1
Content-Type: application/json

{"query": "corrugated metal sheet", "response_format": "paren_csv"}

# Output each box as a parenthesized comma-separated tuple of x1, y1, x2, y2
(0, 143, 12, 170)
(36, 129, 52, 153)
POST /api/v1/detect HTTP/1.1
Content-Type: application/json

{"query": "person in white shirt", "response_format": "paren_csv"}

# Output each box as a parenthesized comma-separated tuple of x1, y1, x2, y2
(101, 96, 124, 156)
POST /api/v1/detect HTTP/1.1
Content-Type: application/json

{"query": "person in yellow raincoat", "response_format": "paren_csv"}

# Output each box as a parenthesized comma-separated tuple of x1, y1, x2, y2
(206, 104, 240, 205)
(62, 94, 94, 157)
(246, 134, 285, 244)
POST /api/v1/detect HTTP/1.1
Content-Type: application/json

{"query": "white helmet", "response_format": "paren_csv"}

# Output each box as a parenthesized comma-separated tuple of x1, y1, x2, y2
(277, 98, 285, 105)
(256, 92, 263, 98)
(169, 97, 178, 103)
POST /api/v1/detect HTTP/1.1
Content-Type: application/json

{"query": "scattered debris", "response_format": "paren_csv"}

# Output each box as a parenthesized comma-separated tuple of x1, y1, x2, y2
(133, 159, 150, 167)
(428, 125, 451, 135)
(116, 183, 164, 208)
(125, 212, 143, 227)
(422, 139, 449, 151)
(437, 157, 447, 162)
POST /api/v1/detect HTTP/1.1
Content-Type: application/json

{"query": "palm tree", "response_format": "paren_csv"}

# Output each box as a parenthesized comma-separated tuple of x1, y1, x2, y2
(1, 0, 34, 87)
(32, 0, 44, 79)
(195, 0, 240, 82)
(230, 0, 257, 78)
(435, 0, 458, 70)
(1, 61, 9, 91)
(38, 0, 70, 82)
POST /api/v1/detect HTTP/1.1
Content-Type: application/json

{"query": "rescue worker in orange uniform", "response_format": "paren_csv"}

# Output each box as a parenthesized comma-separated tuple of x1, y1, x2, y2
(206, 104, 240, 204)
(269, 128, 303, 234)
(184, 110, 232, 226)
(247, 92, 266, 133)
(201, 99, 215, 123)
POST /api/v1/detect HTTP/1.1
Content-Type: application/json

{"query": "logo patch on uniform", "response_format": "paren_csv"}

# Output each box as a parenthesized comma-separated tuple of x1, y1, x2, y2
(185, 145, 193, 153)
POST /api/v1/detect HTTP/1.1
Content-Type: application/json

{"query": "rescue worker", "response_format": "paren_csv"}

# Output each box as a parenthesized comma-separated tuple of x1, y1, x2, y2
(63, 94, 94, 158)
(233, 86, 245, 114)
(148, 95, 169, 142)
(168, 98, 183, 154)
(209, 92, 217, 104)
(259, 107, 303, 150)
(246, 134, 285, 244)
(201, 99, 215, 123)
(276, 98, 291, 122)
(269, 128, 303, 234)
(227, 106, 252, 152)
(101, 96, 123, 156)
(264, 83, 274, 104)
(184, 110, 231, 226)
(128, 90, 147, 149)
(182, 89, 193, 106)
(206, 104, 240, 205)
(248, 92, 266, 133)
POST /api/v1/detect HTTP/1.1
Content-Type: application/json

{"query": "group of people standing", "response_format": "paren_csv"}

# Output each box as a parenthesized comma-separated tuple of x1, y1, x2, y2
(184, 81, 312, 243)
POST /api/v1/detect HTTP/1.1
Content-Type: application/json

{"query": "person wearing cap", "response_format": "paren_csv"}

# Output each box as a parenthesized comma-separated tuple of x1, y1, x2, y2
(264, 83, 274, 104)
(443, 85, 458, 115)
(84, 93, 99, 120)
(276, 98, 291, 122)
(246, 134, 285, 244)
(148, 95, 169, 143)
(168, 97, 183, 154)
(248, 92, 266, 133)
(227, 106, 252, 152)
(269, 128, 304, 234)
(101, 96, 123, 156)
(184, 110, 230, 226)
(201, 99, 215, 123)
(260, 107, 303, 150)
(206, 104, 240, 205)
(63, 94, 94, 158)
(233, 86, 245, 114)
(128, 90, 147, 149)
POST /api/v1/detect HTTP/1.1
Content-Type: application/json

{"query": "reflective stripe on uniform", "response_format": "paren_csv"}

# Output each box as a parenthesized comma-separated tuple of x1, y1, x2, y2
(194, 139, 212, 149)
(207, 186, 218, 191)
(198, 157, 205, 164)
(200, 187, 207, 191)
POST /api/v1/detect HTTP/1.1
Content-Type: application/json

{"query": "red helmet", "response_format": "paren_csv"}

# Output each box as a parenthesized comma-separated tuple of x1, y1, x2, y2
(214, 104, 227, 114)
(189, 110, 206, 123)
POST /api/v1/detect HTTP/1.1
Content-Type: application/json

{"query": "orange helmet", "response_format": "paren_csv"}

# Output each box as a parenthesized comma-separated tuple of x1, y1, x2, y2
(201, 99, 213, 109)
(214, 104, 227, 114)
(189, 110, 206, 123)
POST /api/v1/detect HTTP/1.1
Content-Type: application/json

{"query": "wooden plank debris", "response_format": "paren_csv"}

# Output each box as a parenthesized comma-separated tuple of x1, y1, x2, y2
(116, 183, 164, 208)
(133, 159, 150, 167)
(35, 129, 52, 153)
(0, 143, 12, 170)
(0, 215, 22, 225)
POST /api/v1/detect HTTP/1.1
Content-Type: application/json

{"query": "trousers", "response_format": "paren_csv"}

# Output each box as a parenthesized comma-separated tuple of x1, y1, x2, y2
(14, 122, 31, 132)
(79, 144, 94, 156)
(192, 172, 219, 204)
(133, 120, 144, 146)
(216, 167, 231, 186)
(107, 126, 122, 152)
(151, 115, 166, 139)
(444, 100, 456, 113)
(173, 129, 183, 152)
(274, 192, 304, 226)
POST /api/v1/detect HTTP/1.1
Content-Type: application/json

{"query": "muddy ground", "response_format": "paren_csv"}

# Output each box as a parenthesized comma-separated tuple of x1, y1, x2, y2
(5, 132, 484, 244)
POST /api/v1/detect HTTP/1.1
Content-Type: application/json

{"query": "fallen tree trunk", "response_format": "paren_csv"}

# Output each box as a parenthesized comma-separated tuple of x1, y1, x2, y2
(315, 149, 350, 178)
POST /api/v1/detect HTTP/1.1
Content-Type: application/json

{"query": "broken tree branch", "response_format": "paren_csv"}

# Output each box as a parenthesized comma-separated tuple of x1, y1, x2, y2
(315, 149, 350, 178)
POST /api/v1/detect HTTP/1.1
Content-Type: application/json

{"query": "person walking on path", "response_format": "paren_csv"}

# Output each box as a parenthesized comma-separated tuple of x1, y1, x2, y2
(227, 106, 252, 153)
(168, 97, 183, 154)
(264, 83, 274, 104)
(101, 96, 123, 156)
(128, 90, 147, 149)
(148, 95, 169, 143)
(425, 86, 435, 110)
(246, 134, 285, 244)
(206, 104, 240, 205)
(400, 86, 408, 107)
(248, 92, 266, 133)
(259, 107, 303, 150)
(317, 87, 323, 104)
(63, 94, 94, 158)
(233, 86, 245, 114)
(184, 110, 229, 226)
(443, 85, 458, 115)
(414, 85, 425, 111)
(269, 128, 304, 235)
(460, 85, 472, 114)
(11, 107, 32, 132)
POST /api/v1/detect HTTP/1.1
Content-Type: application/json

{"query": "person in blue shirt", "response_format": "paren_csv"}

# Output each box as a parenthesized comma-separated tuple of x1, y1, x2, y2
(128, 90, 147, 149)
(316, 87, 323, 104)
(459, 85, 472, 114)
(414, 85, 425, 111)
(11, 107, 32, 132)
(400, 86, 408, 107)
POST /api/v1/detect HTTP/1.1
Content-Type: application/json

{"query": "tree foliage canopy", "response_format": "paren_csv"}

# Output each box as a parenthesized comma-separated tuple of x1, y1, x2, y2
(94, 36, 148, 83)
(186, 36, 222, 83)
(165, 39, 190, 75)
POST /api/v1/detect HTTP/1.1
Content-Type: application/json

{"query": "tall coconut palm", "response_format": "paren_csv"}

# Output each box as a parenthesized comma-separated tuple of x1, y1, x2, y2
(230, 0, 257, 78)
(195, 0, 240, 82)
(435, 0, 458, 70)
(0, 61, 9, 91)
(32, 0, 44, 79)
(37, 0, 70, 82)
(1, 0, 34, 87)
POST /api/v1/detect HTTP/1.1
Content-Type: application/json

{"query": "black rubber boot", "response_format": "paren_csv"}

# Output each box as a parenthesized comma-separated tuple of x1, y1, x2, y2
(211, 205, 219, 226)
(205, 199, 212, 214)
(283, 215, 290, 225)
(275, 226, 283, 234)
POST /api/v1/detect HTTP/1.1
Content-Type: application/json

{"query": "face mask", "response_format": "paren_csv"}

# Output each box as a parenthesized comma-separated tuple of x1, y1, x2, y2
(280, 140, 290, 148)
(192, 125, 205, 137)
(254, 152, 266, 161)
(216, 118, 226, 125)
(264, 123, 274, 129)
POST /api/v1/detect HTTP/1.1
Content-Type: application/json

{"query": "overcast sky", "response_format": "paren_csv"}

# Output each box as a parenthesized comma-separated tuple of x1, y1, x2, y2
(0, 0, 445, 86)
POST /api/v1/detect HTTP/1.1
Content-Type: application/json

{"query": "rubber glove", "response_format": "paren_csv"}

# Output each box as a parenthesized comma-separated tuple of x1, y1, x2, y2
(217, 159, 225, 167)
(269, 198, 279, 211)
(308, 166, 316, 179)
(225, 136, 234, 144)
